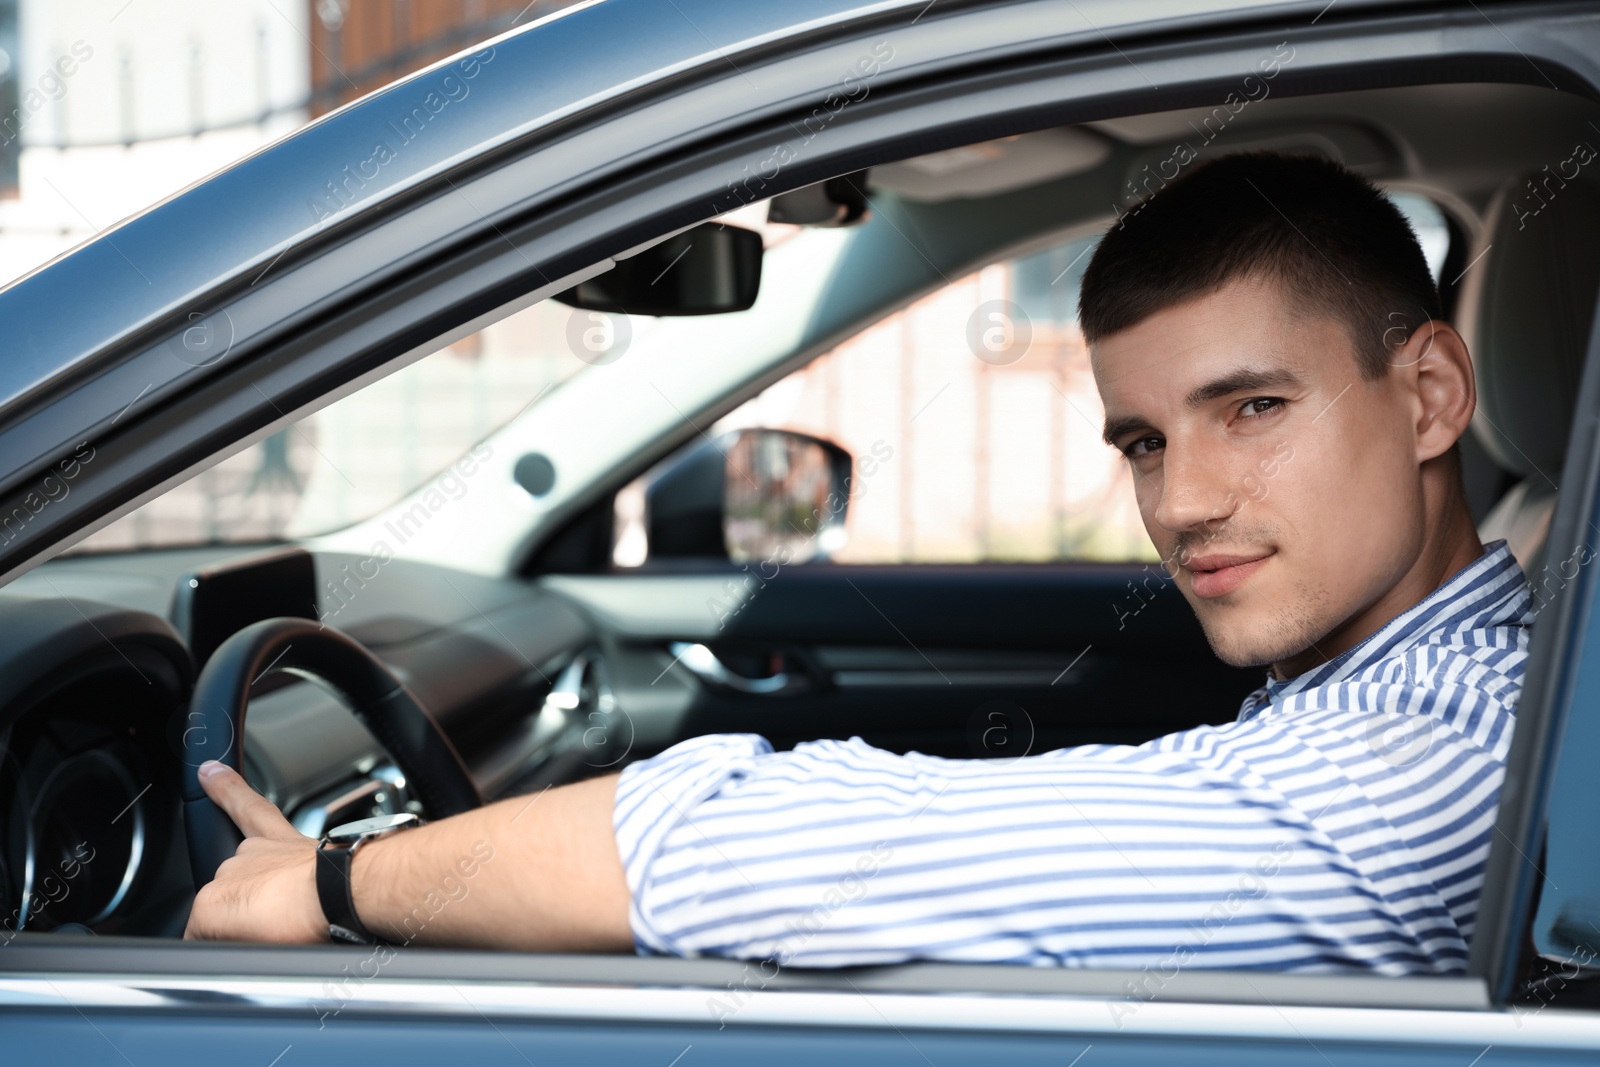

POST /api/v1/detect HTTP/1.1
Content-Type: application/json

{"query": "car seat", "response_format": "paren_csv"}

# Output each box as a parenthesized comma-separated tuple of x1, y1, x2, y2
(1461, 168, 1600, 585)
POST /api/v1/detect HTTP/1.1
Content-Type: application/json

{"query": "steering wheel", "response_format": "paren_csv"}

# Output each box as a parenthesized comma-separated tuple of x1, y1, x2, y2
(180, 617, 483, 886)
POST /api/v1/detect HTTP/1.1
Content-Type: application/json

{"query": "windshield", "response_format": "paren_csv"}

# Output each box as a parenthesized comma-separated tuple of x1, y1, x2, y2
(63, 272, 780, 557)
(65, 298, 597, 553)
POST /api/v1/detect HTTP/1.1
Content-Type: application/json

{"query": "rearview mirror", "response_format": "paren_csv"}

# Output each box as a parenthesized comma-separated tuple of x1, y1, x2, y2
(645, 429, 852, 562)
(554, 223, 763, 316)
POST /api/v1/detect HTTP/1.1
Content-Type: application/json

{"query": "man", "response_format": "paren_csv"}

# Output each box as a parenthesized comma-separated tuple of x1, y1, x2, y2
(187, 152, 1534, 975)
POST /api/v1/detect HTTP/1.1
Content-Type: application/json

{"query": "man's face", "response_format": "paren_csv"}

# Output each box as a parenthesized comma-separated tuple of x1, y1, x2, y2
(1091, 277, 1426, 673)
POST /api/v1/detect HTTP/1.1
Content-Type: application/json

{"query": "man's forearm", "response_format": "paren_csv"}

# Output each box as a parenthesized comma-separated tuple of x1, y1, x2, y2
(349, 773, 634, 952)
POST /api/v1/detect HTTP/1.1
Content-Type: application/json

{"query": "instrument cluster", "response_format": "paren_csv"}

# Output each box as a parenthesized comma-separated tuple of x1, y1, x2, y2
(0, 655, 187, 939)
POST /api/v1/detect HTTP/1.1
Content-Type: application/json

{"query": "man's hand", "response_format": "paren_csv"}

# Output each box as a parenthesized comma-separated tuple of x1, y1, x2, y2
(181, 758, 633, 951)
(183, 760, 326, 943)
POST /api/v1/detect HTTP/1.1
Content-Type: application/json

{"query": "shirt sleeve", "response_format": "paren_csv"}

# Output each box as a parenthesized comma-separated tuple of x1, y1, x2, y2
(610, 726, 1475, 973)
(612, 732, 776, 955)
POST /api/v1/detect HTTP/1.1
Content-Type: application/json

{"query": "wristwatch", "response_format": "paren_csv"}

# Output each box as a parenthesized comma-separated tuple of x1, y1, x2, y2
(316, 812, 424, 945)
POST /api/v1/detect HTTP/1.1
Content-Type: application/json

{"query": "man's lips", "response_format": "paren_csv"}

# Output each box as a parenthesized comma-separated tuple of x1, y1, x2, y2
(1183, 551, 1274, 599)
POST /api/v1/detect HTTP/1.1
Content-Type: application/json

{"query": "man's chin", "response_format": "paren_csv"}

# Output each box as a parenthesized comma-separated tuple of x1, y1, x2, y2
(1178, 566, 1342, 676)
(1207, 641, 1290, 670)
(1198, 613, 1325, 672)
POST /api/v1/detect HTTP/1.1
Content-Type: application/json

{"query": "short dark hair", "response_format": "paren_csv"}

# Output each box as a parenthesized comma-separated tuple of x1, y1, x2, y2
(1078, 152, 1441, 377)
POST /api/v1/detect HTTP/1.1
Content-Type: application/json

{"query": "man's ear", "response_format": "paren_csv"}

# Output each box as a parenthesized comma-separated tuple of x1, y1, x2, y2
(1394, 320, 1475, 463)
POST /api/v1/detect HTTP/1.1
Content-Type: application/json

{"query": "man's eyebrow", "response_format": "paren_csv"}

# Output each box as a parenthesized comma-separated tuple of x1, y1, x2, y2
(1184, 367, 1304, 408)
(1102, 414, 1150, 447)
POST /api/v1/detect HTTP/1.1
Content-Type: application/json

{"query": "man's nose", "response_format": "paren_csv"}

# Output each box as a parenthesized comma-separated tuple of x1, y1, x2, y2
(1152, 444, 1240, 536)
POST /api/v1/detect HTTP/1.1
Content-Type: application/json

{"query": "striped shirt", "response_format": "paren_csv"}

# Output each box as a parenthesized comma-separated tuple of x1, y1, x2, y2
(613, 540, 1533, 973)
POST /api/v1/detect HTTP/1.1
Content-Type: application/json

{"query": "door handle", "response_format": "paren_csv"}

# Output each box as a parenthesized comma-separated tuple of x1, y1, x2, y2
(668, 642, 806, 695)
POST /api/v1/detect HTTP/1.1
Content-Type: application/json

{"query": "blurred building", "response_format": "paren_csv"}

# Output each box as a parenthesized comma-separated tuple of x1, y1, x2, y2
(0, 1, 307, 284)
(307, 0, 580, 116)
(0, 1, 593, 286)
(0, 1, 584, 552)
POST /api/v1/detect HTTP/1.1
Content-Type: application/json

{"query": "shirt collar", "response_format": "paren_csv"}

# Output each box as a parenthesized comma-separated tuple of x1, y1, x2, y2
(1236, 539, 1529, 721)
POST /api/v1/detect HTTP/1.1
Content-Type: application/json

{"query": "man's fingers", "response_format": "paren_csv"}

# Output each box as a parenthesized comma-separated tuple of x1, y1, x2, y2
(198, 761, 302, 841)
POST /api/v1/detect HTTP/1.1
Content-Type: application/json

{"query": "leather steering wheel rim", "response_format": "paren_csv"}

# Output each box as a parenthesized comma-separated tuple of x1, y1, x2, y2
(181, 617, 482, 887)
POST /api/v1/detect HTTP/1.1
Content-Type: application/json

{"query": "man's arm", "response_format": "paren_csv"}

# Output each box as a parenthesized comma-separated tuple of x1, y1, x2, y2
(183, 760, 634, 951)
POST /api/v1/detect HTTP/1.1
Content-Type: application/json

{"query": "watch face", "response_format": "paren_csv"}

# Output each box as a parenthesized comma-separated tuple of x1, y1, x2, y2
(324, 812, 421, 844)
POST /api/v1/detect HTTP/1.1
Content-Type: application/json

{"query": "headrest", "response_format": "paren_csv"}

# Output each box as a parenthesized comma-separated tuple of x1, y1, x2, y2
(1460, 169, 1600, 479)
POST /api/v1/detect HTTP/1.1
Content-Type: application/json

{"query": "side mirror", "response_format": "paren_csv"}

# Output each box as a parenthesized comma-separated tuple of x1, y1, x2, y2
(645, 429, 852, 563)
(553, 223, 763, 316)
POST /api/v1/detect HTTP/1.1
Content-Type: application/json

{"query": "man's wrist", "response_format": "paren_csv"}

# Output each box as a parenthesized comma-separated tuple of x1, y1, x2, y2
(347, 830, 398, 943)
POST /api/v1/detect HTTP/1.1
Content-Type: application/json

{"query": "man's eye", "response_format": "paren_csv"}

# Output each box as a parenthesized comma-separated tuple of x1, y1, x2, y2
(1240, 397, 1284, 418)
(1125, 435, 1164, 458)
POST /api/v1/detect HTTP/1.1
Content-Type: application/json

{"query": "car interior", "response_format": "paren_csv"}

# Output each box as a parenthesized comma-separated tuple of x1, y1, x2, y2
(1, 76, 1598, 969)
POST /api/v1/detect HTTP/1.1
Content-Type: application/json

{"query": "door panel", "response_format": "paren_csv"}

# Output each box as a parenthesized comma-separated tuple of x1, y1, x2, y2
(550, 563, 1258, 759)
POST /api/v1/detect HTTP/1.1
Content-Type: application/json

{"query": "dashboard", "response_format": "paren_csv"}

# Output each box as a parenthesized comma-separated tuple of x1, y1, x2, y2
(0, 544, 606, 939)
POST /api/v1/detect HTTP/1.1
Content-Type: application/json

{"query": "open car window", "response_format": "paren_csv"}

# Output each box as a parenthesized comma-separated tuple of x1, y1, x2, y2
(6, 1, 1600, 1060)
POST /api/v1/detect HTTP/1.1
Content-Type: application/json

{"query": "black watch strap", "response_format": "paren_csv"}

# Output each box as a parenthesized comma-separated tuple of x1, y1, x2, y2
(316, 844, 382, 944)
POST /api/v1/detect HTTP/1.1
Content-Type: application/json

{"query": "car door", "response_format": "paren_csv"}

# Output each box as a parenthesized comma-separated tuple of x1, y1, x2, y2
(7, 0, 1600, 1064)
